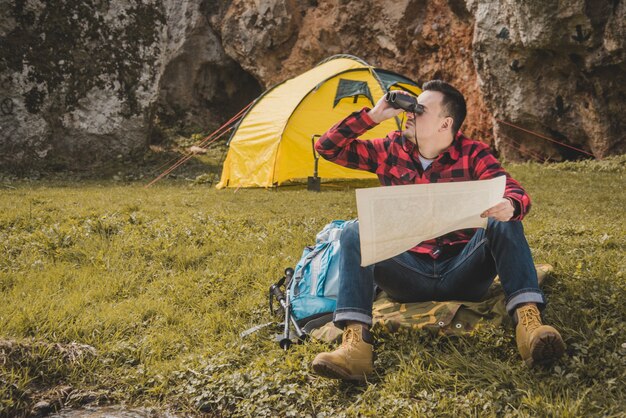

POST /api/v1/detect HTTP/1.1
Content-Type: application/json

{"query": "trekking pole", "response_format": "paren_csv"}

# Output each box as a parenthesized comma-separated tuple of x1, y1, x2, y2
(281, 288, 293, 350)
(269, 268, 306, 349)
(283, 268, 306, 340)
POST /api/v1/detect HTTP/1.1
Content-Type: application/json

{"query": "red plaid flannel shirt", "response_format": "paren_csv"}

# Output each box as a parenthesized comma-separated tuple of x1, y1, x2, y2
(315, 108, 531, 259)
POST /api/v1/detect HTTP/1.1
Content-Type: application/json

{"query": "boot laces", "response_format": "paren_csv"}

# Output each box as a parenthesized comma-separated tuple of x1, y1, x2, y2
(341, 327, 361, 349)
(519, 306, 542, 333)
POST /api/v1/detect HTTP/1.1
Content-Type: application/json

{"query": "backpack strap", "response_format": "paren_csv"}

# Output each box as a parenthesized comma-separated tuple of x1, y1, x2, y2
(292, 244, 325, 297)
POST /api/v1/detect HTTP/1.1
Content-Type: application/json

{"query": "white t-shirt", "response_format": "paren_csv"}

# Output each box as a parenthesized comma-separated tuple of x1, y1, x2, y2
(418, 154, 434, 170)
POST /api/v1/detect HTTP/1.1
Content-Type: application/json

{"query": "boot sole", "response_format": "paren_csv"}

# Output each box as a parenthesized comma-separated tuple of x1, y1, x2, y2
(528, 331, 566, 367)
(311, 359, 369, 382)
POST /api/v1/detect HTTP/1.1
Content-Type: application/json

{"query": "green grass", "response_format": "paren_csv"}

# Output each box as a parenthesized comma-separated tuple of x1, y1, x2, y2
(0, 156, 625, 417)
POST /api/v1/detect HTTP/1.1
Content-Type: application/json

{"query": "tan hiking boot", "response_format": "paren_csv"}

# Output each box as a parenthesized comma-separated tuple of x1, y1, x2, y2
(535, 263, 553, 286)
(515, 304, 565, 366)
(310, 323, 373, 381)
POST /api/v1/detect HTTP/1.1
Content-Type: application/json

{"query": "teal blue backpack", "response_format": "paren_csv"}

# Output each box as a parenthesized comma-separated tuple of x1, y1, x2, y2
(288, 220, 355, 326)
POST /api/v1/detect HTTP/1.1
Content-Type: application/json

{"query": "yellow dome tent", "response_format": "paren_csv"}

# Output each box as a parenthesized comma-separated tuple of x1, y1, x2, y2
(216, 55, 421, 189)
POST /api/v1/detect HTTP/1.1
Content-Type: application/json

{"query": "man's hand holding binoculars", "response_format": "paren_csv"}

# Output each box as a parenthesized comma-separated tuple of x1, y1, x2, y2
(368, 91, 423, 124)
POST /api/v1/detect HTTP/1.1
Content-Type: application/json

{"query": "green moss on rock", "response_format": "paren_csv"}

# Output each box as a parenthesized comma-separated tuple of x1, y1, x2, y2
(0, 0, 165, 115)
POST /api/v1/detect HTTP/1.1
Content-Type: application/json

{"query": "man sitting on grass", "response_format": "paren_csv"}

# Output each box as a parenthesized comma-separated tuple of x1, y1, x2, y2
(310, 80, 565, 381)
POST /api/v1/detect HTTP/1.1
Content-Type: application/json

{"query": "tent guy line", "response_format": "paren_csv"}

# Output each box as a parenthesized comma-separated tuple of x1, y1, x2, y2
(496, 119, 596, 158)
(145, 101, 253, 188)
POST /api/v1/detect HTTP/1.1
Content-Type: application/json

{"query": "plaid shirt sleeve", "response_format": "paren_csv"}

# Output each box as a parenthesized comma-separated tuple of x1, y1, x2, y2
(471, 143, 531, 220)
(314, 108, 387, 173)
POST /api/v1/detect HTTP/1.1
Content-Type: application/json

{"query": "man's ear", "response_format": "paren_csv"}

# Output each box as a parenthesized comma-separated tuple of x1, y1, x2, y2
(439, 116, 453, 132)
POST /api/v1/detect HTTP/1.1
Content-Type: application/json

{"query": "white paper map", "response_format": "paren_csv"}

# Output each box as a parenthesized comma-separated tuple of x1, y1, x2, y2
(356, 176, 506, 266)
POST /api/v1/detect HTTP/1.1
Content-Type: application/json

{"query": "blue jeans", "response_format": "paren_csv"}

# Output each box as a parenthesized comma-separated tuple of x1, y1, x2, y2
(334, 218, 545, 327)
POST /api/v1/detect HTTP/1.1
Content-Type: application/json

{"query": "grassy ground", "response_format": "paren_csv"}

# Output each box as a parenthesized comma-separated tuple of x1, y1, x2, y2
(0, 156, 624, 417)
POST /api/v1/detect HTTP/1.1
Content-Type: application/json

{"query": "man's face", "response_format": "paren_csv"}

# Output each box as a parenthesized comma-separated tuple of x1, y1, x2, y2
(403, 90, 451, 142)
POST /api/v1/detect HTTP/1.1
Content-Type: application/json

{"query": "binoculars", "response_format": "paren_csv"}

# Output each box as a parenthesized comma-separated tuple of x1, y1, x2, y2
(384, 92, 424, 114)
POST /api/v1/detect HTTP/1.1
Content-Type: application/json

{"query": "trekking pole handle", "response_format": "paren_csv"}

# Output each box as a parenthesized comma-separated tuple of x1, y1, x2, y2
(270, 282, 285, 306)
(284, 267, 294, 286)
(269, 268, 292, 311)
(269, 276, 285, 314)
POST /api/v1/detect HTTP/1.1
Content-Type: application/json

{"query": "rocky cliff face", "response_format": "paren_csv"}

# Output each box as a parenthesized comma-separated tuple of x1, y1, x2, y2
(156, 0, 261, 132)
(209, 0, 492, 145)
(209, 0, 625, 160)
(1, 0, 623, 171)
(0, 0, 260, 171)
(0, 0, 164, 170)
(469, 0, 626, 159)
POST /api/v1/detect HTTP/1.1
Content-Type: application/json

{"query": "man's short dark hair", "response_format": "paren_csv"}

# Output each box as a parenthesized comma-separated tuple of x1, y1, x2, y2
(422, 80, 467, 135)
